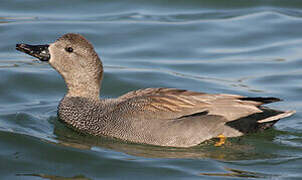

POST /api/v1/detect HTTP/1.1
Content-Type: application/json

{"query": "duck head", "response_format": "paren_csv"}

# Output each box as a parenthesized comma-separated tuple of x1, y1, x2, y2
(16, 33, 103, 99)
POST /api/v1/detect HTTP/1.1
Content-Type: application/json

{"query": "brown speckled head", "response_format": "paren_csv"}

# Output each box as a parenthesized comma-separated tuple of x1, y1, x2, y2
(49, 33, 103, 99)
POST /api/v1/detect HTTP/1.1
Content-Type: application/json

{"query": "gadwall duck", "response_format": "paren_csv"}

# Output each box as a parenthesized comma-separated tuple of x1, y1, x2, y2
(16, 33, 295, 147)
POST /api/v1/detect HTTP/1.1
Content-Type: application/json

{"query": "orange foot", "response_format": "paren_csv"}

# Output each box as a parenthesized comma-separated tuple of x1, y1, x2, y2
(215, 134, 226, 147)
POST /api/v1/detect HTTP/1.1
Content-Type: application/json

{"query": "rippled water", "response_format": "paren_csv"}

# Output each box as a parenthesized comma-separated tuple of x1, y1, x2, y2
(1, 0, 302, 179)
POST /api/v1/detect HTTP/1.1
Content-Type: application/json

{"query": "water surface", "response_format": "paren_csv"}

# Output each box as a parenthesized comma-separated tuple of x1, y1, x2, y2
(1, 0, 302, 179)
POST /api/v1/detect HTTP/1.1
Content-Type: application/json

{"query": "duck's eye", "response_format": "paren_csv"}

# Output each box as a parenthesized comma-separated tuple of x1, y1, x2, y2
(65, 47, 73, 53)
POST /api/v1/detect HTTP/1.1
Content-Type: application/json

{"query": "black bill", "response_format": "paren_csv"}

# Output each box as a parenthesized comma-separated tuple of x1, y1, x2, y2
(16, 44, 50, 61)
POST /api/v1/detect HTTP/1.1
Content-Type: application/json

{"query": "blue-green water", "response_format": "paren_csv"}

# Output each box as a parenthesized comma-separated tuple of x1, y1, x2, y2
(1, 0, 302, 179)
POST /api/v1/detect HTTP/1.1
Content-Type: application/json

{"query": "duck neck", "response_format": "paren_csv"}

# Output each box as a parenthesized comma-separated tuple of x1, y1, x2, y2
(65, 73, 102, 100)
(66, 83, 100, 100)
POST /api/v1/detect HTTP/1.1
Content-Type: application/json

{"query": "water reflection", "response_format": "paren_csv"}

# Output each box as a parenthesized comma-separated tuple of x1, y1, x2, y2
(0, 16, 36, 24)
(17, 173, 91, 180)
(105, 65, 264, 93)
(200, 167, 276, 178)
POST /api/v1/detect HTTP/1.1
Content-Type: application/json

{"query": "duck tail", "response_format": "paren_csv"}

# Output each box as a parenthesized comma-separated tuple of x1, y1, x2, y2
(257, 110, 295, 123)
(239, 97, 281, 104)
(226, 107, 295, 133)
